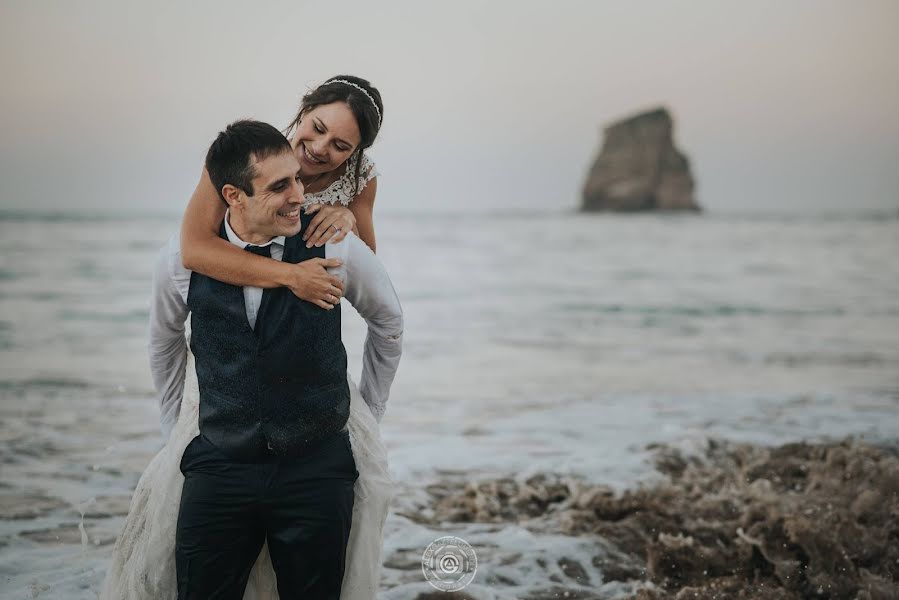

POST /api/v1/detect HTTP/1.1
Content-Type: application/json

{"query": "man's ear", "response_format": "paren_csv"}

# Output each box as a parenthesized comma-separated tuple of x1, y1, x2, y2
(221, 184, 244, 209)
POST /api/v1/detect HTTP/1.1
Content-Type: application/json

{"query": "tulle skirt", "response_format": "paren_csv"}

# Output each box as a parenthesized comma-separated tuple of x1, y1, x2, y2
(100, 352, 395, 599)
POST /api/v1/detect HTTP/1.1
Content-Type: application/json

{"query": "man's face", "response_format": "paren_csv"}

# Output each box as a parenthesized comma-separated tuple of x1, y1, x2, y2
(239, 150, 305, 239)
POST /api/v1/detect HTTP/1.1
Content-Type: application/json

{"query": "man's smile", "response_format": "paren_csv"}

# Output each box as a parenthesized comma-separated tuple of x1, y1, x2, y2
(277, 207, 300, 221)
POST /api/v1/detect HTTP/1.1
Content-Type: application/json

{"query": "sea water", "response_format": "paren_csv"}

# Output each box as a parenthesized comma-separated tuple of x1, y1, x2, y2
(1, 209, 897, 598)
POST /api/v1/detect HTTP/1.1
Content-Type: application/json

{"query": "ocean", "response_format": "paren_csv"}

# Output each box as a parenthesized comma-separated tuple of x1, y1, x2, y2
(1, 209, 897, 598)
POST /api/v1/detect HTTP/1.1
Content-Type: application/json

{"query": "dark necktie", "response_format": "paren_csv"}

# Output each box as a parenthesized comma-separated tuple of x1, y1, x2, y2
(244, 244, 272, 258)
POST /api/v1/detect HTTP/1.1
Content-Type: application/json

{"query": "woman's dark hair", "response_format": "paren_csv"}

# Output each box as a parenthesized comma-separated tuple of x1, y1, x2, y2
(284, 75, 384, 196)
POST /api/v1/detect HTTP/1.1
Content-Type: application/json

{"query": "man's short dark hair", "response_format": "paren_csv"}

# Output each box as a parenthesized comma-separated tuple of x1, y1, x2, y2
(205, 120, 293, 203)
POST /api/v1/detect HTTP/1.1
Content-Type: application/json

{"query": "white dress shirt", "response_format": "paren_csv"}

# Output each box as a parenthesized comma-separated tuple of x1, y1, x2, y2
(221, 212, 285, 330)
(149, 214, 403, 439)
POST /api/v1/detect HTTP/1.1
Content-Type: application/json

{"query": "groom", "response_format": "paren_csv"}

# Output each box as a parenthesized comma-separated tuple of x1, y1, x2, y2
(149, 120, 403, 598)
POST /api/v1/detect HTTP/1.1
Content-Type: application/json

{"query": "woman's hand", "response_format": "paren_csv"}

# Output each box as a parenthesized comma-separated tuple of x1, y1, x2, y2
(303, 204, 357, 248)
(288, 258, 346, 309)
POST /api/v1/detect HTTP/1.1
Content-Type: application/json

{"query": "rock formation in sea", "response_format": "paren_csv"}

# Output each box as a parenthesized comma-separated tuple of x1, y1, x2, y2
(582, 107, 700, 212)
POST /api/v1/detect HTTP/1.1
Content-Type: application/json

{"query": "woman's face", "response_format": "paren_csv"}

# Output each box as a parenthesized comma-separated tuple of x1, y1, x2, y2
(292, 101, 361, 177)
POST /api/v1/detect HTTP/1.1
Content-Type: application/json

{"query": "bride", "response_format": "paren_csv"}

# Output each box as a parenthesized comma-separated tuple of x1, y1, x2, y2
(102, 75, 394, 600)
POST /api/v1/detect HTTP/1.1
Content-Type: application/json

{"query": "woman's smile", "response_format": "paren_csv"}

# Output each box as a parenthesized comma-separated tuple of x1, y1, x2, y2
(301, 143, 327, 166)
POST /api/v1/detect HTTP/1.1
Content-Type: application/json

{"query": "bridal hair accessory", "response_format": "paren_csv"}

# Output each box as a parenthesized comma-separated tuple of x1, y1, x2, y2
(322, 79, 382, 128)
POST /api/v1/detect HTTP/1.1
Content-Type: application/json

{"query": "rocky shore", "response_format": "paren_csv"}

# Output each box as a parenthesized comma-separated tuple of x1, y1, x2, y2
(407, 438, 898, 599)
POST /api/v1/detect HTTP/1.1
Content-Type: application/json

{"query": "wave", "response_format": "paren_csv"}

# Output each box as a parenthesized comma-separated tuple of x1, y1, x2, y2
(0, 209, 179, 223)
(763, 351, 889, 368)
(560, 303, 846, 318)
(57, 308, 149, 323)
(0, 377, 93, 392)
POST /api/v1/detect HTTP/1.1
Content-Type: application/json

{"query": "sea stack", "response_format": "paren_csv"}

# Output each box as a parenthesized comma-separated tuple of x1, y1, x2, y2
(581, 107, 700, 212)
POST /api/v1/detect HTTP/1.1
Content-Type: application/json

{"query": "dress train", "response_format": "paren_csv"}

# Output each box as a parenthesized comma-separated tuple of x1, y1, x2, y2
(100, 351, 395, 599)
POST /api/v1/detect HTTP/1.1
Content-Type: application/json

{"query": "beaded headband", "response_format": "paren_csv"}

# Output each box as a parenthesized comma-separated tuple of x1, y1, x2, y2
(321, 79, 382, 128)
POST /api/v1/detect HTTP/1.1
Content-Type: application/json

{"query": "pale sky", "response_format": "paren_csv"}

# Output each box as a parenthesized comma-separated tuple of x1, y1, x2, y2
(1, 0, 897, 215)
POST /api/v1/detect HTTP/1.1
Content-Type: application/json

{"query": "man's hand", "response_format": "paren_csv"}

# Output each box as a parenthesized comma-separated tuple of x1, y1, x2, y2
(288, 258, 345, 309)
(303, 204, 357, 248)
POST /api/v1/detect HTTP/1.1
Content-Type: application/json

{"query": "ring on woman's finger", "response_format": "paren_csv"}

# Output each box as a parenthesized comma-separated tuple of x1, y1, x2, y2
(331, 224, 341, 232)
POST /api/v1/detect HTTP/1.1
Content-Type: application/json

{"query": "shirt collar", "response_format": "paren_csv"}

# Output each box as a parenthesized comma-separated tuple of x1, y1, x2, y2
(223, 209, 285, 249)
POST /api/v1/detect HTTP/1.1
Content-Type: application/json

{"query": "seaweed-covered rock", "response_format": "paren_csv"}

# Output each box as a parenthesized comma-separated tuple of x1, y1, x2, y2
(421, 438, 899, 599)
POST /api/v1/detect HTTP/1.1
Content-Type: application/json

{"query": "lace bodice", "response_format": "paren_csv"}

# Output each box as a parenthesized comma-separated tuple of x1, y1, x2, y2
(303, 152, 378, 207)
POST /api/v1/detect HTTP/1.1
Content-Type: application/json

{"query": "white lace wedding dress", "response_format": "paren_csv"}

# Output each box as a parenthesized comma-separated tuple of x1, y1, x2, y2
(101, 154, 393, 600)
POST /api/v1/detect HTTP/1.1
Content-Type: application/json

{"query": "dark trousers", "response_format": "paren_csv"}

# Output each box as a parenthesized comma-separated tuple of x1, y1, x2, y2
(175, 430, 358, 600)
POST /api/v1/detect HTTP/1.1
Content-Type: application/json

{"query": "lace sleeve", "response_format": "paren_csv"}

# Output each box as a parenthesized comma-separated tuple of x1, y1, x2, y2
(359, 153, 379, 184)
(304, 153, 379, 206)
